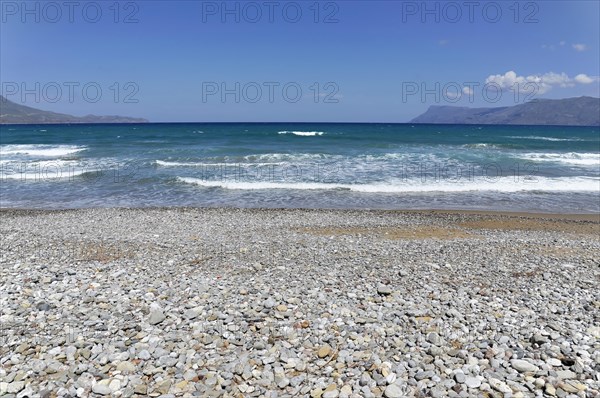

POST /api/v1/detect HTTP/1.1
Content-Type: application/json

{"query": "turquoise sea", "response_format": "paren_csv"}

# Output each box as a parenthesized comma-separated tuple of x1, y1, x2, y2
(1, 123, 599, 212)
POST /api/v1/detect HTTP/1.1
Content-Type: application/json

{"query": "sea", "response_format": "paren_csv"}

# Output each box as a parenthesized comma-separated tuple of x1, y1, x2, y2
(1, 123, 599, 213)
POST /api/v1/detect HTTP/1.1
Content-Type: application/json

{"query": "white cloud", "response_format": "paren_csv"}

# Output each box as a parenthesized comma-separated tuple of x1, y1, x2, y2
(542, 42, 589, 52)
(574, 74, 595, 84)
(485, 71, 599, 94)
(462, 86, 474, 96)
(541, 72, 573, 87)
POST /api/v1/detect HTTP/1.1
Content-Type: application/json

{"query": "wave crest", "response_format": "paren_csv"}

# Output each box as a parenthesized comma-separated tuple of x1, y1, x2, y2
(521, 152, 600, 166)
(278, 131, 325, 136)
(178, 176, 599, 193)
(506, 136, 586, 142)
(0, 144, 86, 157)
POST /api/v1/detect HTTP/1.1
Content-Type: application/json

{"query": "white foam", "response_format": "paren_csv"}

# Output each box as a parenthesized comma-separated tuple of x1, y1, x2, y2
(242, 153, 339, 162)
(463, 143, 510, 150)
(157, 160, 215, 167)
(178, 176, 599, 193)
(507, 136, 585, 142)
(156, 160, 283, 167)
(0, 144, 86, 157)
(521, 152, 600, 166)
(278, 131, 325, 136)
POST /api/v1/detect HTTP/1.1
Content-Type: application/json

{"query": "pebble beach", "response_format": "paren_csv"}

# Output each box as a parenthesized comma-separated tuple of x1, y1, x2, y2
(0, 208, 599, 397)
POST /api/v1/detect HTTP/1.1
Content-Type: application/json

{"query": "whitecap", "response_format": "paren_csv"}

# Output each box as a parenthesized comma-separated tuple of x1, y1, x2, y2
(177, 176, 599, 193)
(278, 131, 325, 136)
(0, 144, 86, 157)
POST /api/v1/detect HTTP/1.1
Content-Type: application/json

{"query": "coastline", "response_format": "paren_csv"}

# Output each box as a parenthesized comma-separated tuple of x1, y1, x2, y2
(1, 207, 598, 238)
(1, 207, 598, 396)
(2, 206, 599, 217)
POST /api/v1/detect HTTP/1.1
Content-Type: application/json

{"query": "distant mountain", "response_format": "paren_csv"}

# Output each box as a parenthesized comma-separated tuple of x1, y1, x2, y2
(411, 96, 600, 126)
(0, 95, 148, 124)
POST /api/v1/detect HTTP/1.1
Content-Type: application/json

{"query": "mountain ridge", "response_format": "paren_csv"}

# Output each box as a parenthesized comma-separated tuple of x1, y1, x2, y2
(0, 95, 148, 124)
(410, 96, 600, 126)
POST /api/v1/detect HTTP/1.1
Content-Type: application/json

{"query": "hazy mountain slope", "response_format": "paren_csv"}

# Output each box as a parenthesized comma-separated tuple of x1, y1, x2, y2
(411, 97, 600, 126)
(0, 96, 148, 124)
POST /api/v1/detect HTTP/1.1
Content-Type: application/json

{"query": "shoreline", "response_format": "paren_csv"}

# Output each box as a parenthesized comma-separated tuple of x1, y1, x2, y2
(1, 207, 598, 396)
(2, 206, 599, 221)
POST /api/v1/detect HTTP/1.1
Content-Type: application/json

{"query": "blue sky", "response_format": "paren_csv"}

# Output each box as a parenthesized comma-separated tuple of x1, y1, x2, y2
(1, 0, 599, 122)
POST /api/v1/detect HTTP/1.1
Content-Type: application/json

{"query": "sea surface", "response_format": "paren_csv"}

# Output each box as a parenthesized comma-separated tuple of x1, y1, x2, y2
(1, 123, 599, 213)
